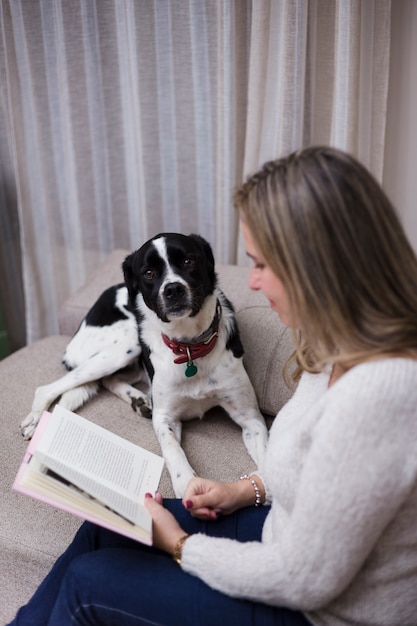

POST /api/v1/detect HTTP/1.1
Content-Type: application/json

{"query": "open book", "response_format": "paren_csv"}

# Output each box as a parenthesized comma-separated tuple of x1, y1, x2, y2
(13, 405, 164, 546)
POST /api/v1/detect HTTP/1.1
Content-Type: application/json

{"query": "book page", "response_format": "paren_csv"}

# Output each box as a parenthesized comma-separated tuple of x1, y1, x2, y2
(21, 454, 152, 543)
(34, 405, 164, 524)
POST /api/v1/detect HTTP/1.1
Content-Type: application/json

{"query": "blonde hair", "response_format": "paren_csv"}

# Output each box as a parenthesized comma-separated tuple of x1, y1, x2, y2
(234, 146, 417, 376)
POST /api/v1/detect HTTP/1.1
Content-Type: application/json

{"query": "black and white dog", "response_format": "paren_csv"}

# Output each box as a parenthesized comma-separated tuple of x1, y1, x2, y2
(20, 233, 269, 496)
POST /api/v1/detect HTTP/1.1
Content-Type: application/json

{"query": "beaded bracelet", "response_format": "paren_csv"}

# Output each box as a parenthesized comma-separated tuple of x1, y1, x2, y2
(240, 474, 262, 507)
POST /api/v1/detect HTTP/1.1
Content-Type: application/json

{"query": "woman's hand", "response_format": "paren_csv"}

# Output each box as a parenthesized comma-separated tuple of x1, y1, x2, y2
(144, 474, 266, 551)
(182, 476, 261, 520)
(144, 492, 186, 555)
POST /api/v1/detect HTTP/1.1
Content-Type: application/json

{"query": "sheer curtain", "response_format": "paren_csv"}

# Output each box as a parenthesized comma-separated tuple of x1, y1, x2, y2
(243, 0, 390, 176)
(238, 0, 391, 261)
(0, 0, 392, 348)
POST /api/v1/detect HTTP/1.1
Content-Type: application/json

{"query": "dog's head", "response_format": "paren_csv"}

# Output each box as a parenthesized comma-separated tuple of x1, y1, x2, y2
(123, 233, 216, 322)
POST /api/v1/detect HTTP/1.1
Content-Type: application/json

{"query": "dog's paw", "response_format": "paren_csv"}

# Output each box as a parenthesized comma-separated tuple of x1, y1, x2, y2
(131, 396, 153, 419)
(20, 412, 41, 440)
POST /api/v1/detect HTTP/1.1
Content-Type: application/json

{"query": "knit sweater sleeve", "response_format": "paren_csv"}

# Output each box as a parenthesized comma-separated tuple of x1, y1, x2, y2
(180, 361, 417, 610)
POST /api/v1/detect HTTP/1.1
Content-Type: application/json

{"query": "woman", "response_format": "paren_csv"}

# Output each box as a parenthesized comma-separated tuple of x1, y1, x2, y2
(9, 146, 417, 626)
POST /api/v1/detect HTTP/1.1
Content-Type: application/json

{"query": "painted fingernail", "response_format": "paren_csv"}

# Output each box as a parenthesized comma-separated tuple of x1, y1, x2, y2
(145, 492, 153, 498)
(185, 500, 193, 509)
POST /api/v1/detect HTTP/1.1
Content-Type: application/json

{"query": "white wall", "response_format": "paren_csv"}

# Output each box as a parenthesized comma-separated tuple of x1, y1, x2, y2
(383, 1, 417, 253)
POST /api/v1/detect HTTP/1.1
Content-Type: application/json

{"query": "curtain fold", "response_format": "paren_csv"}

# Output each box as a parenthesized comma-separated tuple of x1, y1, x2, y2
(0, 28, 25, 352)
(0, 0, 392, 347)
(237, 0, 390, 263)
(242, 0, 390, 177)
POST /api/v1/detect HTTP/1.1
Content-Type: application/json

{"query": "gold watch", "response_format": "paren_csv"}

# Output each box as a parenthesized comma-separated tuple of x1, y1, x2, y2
(172, 534, 189, 565)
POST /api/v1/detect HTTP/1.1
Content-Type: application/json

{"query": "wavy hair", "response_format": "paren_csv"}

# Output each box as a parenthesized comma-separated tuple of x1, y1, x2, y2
(234, 146, 417, 376)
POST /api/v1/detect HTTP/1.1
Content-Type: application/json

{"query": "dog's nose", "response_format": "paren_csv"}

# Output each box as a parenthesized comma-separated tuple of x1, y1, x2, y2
(164, 282, 186, 300)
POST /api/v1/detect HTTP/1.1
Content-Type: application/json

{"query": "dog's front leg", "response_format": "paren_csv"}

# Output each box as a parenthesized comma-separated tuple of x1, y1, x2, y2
(237, 407, 269, 469)
(152, 414, 196, 497)
(221, 393, 269, 469)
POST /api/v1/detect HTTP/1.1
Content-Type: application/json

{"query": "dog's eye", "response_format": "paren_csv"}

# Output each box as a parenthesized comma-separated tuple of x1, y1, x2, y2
(184, 258, 195, 269)
(144, 269, 155, 280)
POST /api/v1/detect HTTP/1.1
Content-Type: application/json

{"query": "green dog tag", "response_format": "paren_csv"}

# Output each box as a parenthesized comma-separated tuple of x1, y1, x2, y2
(185, 362, 198, 377)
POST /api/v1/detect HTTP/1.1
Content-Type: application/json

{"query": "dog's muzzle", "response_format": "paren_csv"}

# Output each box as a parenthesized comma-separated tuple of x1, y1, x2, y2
(161, 281, 192, 318)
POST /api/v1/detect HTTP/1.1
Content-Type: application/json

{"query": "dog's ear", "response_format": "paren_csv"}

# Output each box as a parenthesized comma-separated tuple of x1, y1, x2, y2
(122, 252, 139, 307)
(189, 234, 215, 271)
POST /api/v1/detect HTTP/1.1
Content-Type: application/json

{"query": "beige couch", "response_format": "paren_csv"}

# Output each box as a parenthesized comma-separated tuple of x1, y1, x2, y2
(0, 250, 295, 624)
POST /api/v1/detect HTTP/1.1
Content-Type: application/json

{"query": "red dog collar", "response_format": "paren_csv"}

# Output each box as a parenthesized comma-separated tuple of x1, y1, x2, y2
(161, 301, 221, 377)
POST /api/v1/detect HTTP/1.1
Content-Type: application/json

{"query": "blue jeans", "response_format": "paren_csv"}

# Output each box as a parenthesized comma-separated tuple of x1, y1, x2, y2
(9, 500, 311, 626)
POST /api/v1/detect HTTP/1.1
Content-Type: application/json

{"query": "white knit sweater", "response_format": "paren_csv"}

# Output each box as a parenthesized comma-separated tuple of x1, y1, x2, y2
(181, 358, 417, 626)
